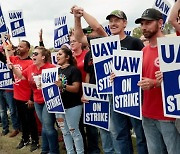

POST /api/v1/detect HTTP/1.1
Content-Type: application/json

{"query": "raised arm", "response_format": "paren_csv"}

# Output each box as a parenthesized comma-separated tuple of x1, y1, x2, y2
(168, 0, 180, 32)
(71, 5, 108, 45)
(82, 10, 108, 37)
(71, 6, 88, 45)
(39, 28, 45, 47)
(6, 34, 13, 45)
(9, 63, 26, 80)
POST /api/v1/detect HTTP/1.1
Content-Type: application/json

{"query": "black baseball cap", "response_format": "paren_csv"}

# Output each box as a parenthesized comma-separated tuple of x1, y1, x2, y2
(135, 8, 163, 24)
(106, 10, 127, 20)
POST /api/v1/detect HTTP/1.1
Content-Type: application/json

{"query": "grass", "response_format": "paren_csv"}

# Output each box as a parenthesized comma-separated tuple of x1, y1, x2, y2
(0, 132, 39, 154)
(0, 126, 66, 154)
(0, 124, 137, 154)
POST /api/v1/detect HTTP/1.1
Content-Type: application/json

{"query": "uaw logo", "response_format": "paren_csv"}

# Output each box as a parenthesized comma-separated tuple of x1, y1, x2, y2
(154, 57, 160, 68)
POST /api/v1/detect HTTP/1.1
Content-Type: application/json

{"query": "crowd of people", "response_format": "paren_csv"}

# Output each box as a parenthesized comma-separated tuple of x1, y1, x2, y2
(0, 0, 180, 154)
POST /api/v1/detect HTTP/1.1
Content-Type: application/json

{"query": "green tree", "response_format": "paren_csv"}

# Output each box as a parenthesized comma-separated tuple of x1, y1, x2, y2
(163, 23, 174, 35)
(132, 27, 142, 38)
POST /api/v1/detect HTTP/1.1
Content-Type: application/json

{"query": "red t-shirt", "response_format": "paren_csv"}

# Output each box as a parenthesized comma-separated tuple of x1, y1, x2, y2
(10, 56, 32, 101)
(142, 45, 174, 121)
(22, 63, 55, 104)
(75, 50, 88, 82)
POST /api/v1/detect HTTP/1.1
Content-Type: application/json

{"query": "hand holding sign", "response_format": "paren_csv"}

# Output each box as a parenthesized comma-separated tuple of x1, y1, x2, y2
(81, 95, 89, 103)
(55, 79, 62, 89)
(109, 72, 116, 83)
(1, 34, 11, 66)
(155, 71, 163, 86)
(137, 77, 155, 90)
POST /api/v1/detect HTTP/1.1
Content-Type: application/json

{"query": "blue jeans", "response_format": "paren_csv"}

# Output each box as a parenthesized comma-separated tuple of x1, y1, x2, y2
(34, 103, 59, 154)
(109, 95, 148, 154)
(0, 90, 19, 131)
(142, 117, 180, 154)
(99, 128, 114, 154)
(56, 105, 84, 154)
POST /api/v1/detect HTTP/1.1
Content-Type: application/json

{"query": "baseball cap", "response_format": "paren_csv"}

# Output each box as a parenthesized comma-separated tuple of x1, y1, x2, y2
(82, 26, 93, 34)
(135, 8, 163, 24)
(106, 10, 127, 20)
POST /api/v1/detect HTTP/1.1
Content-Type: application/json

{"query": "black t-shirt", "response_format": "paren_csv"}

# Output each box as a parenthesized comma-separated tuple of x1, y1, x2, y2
(120, 35, 144, 50)
(84, 36, 144, 84)
(84, 51, 96, 84)
(58, 65, 82, 109)
(84, 37, 101, 84)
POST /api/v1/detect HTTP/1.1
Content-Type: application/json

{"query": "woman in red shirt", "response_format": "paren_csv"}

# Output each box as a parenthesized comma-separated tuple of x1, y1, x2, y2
(70, 35, 88, 82)
(10, 46, 59, 154)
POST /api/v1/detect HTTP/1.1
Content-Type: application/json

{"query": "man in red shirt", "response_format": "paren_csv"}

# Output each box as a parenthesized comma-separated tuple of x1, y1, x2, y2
(136, 8, 180, 154)
(10, 40, 39, 152)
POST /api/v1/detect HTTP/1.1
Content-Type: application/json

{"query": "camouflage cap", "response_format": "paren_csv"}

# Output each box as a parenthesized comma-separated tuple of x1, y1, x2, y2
(106, 10, 127, 20)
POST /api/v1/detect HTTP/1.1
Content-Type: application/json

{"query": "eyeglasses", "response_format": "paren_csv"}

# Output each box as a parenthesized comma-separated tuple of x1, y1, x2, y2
(32, 52, 39, 56)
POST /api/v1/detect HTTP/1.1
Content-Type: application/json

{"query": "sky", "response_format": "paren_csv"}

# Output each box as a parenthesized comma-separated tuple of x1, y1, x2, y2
(0, 0, 175, 48)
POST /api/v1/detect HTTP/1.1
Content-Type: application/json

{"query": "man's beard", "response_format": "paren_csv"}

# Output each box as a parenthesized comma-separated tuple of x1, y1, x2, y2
(17, 50, 26, 56)
(143, 23, 159, 39)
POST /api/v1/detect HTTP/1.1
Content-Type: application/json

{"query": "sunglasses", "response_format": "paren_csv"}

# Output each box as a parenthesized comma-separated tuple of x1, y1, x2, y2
(32, 52, 39, 56)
